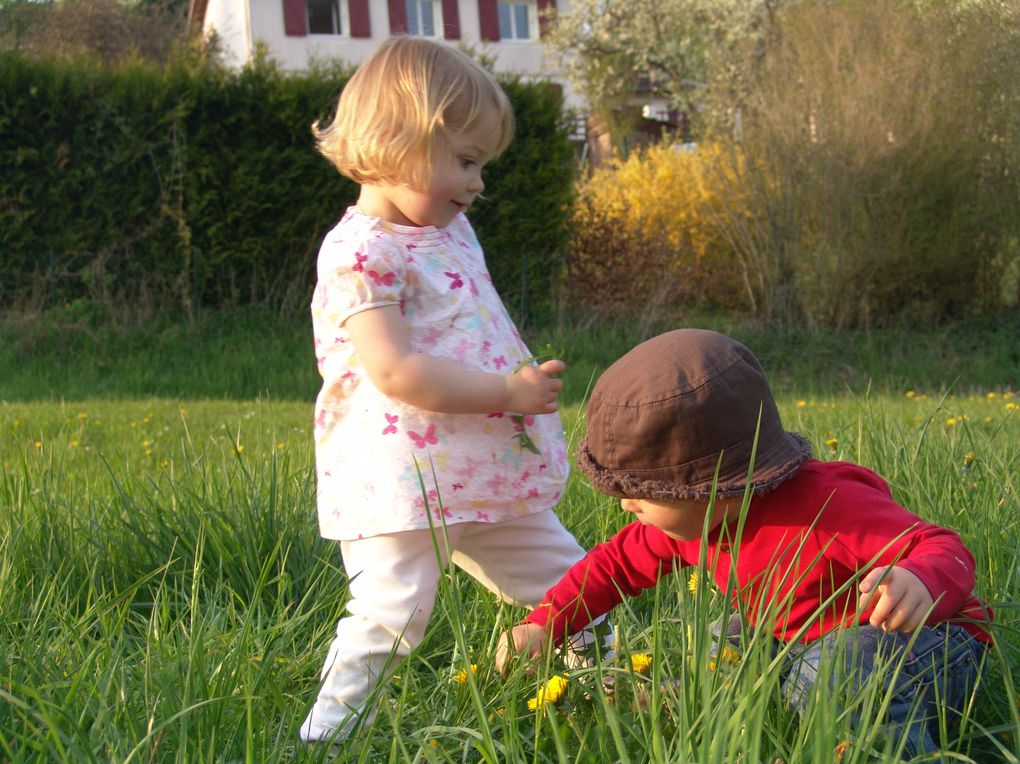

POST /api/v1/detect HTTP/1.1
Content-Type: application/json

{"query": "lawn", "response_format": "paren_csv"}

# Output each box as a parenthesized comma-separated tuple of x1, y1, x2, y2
(1, 310, 1018, 762)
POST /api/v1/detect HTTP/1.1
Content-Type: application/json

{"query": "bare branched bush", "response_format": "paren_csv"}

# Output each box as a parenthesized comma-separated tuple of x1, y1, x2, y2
(705, 0, 1020, 327)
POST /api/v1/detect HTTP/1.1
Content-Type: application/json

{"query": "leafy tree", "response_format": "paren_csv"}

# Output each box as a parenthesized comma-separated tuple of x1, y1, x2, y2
(544, 0, 787, 141)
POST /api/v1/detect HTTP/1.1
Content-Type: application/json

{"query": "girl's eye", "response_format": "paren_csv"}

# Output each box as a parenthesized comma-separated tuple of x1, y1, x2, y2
(460, 157, 477, 168)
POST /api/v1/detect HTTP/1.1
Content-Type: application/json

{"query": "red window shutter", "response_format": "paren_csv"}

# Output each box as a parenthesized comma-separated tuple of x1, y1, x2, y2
(477, 0, 499, 41)
(282, 0, 307, 36)
(442, 0, 461, 39)
(536, 0, 555, 38)
(349, 0, 371, 37)
(387, 0, 408, 34)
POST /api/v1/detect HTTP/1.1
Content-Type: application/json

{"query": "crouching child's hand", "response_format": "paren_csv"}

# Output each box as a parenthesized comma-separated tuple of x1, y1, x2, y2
(858, 564, 935, 633)
(496, 623, 549, 675)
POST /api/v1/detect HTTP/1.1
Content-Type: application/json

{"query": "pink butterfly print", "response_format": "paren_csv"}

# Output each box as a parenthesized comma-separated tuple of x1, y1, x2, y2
(452, 482, 465, 491)
(476, 511, 490, 522)
(455, 457, 480, 479)
(408, 423, 438, 448)
(382, 413, 398, 435)
(539, 463, 547, 471)
(486, 474, 507, 492)
(352, 252, 367, 272)
(468, 277, 479, 296)
(451, 338, 475, 362)
(527, 488, 539, 498)
(316, 356, 326, 369)
(421, 327, 443, 347)
(314, 410, 327, 429)
(432, 504, 453, 520)
(492, 355, 508, 370)
(367, 270, 396, 287)
(341, 371, 356, 383)
(445, 271, 464, 289)
(481, 340, 492, 354)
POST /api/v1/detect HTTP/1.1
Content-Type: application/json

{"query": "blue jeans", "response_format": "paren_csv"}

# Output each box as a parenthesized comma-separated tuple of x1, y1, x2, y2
(779, 624, 986, 759)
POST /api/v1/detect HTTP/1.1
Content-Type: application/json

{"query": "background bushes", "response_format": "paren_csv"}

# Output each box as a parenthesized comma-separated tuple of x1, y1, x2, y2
(567, 0, 1020, 327)
(0, 53, 575, 323)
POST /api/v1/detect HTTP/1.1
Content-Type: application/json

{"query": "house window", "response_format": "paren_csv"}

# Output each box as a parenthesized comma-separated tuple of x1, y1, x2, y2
(405, 0, 438, 37)
(308, 0, 342, 34)
(498, 1, 532, 40)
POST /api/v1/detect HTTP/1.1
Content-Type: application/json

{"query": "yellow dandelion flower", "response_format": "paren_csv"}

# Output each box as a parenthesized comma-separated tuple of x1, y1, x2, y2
(825, 438, 838, 450)
(34, 440, 42, 449)
(1006, 402, 1018, 412)
(797, 400, 807, 408)
(145, 449, 153, 457)
(963, 451, 975, 466)
(688, 569, 700, 595)
(946, 417, 957, 427)
(708, 645, 742, 671)
(527, 675, 568, 711)
(428, 739, 440, 749)
(160, 459, 170, 468)
(1004, 391, 1016, 399)
(905, 390, 915, 399)
(630, 653, 653, 674)
(142, 440, 151, 448)
(987, 392, 997, 400)
(70, 440, 79, 448)
(453, 664, 477, 684)
(77, 412, 88, 420)
(983, 416, 992, 424)
(276, 442, 286, 450)
(236, 444, 246, 453)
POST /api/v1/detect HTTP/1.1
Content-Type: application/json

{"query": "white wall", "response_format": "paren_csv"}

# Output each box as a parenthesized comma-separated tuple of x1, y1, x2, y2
(201, 0, 582, 108)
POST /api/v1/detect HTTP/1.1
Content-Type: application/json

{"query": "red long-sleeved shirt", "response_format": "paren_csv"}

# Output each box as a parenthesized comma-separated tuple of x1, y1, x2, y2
(526, 460, 992, 644)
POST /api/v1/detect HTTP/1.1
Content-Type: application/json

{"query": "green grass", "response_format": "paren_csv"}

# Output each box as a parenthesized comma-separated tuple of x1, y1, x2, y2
(1, 309, 1019, 762)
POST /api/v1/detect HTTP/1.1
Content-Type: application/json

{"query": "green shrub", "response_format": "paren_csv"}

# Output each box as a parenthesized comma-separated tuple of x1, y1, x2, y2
(0, 53, 575, 323)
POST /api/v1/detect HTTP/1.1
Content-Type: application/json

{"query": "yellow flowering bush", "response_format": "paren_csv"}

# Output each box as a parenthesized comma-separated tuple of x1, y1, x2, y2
(566, 141, 751, 317)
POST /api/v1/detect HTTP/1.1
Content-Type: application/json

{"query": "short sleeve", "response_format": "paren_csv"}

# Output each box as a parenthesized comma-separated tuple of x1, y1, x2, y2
(315, 227, 406, 327)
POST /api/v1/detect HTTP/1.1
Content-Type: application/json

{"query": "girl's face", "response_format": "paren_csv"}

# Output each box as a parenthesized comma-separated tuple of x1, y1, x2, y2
(619, 497, 733, 542)
(358, 114, 501, 229)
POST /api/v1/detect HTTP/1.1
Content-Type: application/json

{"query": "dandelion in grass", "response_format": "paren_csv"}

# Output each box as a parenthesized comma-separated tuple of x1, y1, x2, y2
(1007, 402, 1018, 412)
(905, 390, 915, 398)
(797, 400, 807, 408)
(453, 664, 477, 684)
(687, 569, 700, 595)
(34, 440, 42, 449)
(70, 439, 79, 448)
(825, 437, 838, 450)
(630, 653, 653, 674)
(77, 412, 88, 420)
(946, 417, 957, 427)
(708, 645, 741, 671)
(963, 451, 975, 466)
(527, 674, 568, 711)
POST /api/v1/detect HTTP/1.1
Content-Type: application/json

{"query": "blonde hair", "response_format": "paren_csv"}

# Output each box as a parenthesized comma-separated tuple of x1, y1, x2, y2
(314, 36, 514, 189)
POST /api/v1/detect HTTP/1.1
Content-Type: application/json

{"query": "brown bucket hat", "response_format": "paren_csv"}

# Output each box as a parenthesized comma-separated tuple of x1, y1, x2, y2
(576, 329, 812, 501)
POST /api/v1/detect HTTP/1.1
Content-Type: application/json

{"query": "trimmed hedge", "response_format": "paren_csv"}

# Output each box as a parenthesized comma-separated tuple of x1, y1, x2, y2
(0, 53, 575, 322)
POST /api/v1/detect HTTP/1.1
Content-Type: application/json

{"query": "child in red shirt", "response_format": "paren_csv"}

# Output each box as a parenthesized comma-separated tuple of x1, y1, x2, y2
(497, 328, 991, 758)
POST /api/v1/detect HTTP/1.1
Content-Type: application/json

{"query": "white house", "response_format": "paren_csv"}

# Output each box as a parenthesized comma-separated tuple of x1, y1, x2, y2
(187, 0, 582, 107)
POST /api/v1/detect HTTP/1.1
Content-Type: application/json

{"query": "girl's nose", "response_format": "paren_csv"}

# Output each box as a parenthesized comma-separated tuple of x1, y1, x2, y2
(620, 498, 640, 514)
(468, 171, 484, 194)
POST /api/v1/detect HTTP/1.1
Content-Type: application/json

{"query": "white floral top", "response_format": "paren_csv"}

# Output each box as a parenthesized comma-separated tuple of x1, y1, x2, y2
(310, 207, 569, 540)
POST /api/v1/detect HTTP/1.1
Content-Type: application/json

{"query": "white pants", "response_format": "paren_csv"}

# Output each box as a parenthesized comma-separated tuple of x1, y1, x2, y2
(300, 510, 596, 742)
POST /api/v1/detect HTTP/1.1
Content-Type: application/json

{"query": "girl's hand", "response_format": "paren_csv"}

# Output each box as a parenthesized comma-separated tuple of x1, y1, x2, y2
(495, 623, 549, 675)
(505, 359, 565, 415)
(857, 565, 934, 633)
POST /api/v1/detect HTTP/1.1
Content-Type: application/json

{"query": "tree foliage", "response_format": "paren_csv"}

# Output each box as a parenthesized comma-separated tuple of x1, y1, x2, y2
(545, 0, 787, 138)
